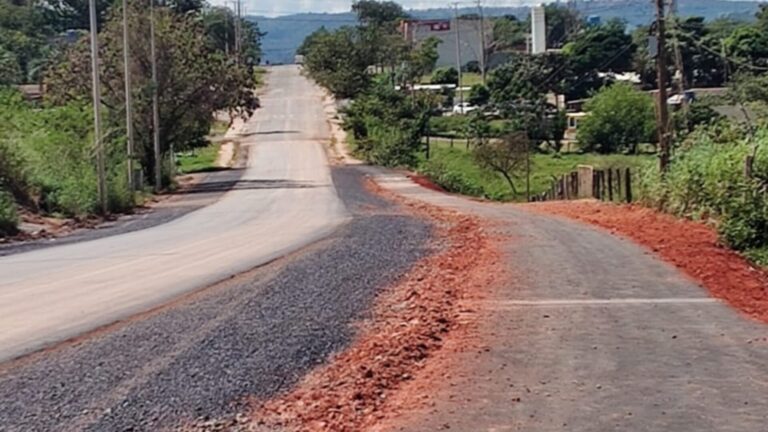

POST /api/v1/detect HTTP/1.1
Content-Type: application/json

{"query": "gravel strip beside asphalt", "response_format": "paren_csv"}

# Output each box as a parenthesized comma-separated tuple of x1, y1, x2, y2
(0, 166, 432, 432)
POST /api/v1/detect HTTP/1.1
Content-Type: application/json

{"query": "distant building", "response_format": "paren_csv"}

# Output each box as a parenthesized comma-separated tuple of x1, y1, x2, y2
(531, 5, 546, 54)
(400, 18, 492, 70)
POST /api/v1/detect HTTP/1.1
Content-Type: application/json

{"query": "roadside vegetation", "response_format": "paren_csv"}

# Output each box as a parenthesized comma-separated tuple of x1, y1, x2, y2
(300, 0, 768, 265)
(0, 0, 262, 236)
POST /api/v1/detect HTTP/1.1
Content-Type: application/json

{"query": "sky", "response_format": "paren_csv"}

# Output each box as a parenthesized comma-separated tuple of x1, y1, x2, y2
(209, 0, 552, 18)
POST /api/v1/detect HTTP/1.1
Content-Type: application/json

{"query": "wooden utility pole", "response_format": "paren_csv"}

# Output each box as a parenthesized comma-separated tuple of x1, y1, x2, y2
(655, 0, 671, 173)
(88, 0, 108, 214)
(668, 0, 688, 122)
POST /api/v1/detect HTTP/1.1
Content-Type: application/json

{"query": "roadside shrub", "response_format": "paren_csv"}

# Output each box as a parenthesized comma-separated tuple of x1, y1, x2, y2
(431, 67, 458, 85)
(637, 124, 768, 253)
(468, 84, 490, 107)
(0, 189, 18, 236)
(420, 158, 484, 197)
(0, 88, 132, 217)
(578, 82, 656, 153)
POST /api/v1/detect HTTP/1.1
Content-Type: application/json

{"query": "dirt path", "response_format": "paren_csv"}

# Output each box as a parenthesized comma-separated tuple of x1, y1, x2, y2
(366, 169, 768, 432)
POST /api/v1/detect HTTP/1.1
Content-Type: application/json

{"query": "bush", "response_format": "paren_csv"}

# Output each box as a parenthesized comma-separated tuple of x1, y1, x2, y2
(468, 84, 490, 107)
(431, 67, 459, 85)
(0, 189, 18, 236)
(637, 124, 768, 252)
(420, 158, 484, 197)
(578, 82, 656, 153)
(0, 88, 132, 217)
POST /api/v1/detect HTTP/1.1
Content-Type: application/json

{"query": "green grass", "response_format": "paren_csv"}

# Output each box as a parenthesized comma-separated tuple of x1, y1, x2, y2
(419, 146, 654, 202)
(254, 67, 268, 88)
(420, 72, 484, 87)
(176, 144, 221, 174)
(177, 121, 230, 174)
(745, 246, 768, 268)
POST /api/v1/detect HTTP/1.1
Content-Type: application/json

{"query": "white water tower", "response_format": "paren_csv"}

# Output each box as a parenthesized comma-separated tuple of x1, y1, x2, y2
(531, 5, 547, 54)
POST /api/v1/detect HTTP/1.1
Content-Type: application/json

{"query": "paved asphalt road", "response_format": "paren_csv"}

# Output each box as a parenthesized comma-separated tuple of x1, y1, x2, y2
(0, 167, 432, 431)
(369, 170, 768, 432)
(0, 66, 347, 362)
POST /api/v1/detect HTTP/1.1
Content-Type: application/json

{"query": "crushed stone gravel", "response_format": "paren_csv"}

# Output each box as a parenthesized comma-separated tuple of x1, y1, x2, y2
(0, 166, 432, 432)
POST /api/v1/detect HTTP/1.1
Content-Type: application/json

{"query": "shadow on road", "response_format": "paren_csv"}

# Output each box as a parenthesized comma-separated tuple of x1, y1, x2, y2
(175, 179, 323, 194)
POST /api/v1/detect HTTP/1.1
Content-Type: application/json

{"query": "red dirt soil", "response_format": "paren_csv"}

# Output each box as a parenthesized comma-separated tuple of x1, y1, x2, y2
(527, 200, 768, 324)
(246, 181, 502, 432)
(406, 174, 445, 193)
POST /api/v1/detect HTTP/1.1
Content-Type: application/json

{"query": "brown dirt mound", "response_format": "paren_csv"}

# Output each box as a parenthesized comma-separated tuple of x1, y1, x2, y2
(247, 181, 502, 432)
(526, 200, 768, 324)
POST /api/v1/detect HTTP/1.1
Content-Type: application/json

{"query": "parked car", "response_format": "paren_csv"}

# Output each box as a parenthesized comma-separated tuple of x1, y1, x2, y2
(452, 102, 478, 115)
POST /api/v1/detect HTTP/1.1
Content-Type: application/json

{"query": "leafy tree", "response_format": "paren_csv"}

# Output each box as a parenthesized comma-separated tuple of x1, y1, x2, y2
(724, 26, 768, 70)
(352, 0, 407, 27)
(545, 3, 580, 49)
(473, 131, 529, 194)
(491, 15, 526, 52)
(563, 19, 635, 74)
(399, 37, 440, 88)
(299, 26, 372, 98)
(0, 0, 55, 83)
(431, 67, 458, 85)
(203, 6, 263, 65)
(487, 52, 566, 116)
(468, 84, 490, 107)
(577, 82, 656, 154)
(40, 0, 116, 31)
(0, 47, 21, 85)
(45, 3, 258, 186)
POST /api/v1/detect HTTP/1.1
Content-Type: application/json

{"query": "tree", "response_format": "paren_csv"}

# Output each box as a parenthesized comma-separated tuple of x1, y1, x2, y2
(563, 19, 635, 74)
(45, 3, 258, 186)
(468, 84, 490, 107)
(473, 131, 529, 194)
(491, 15, 526, 52)
(577, 82, 656, 154)
(0, 47, 21, 85)
(40, 0, 116, 31)
(203, 7, 263, 65)
(431, 67, 458, 85)
(545, 3, 580, 49)
(299, 26, 372, 98)
(487, 52, 566, 116)
(724, 26, 768, 70)
(399, 37, 440, 88)
(352, 0, 407, 28)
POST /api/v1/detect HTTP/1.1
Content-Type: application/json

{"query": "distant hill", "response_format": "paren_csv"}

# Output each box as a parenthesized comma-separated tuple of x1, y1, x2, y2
(249, 0, 761, 64)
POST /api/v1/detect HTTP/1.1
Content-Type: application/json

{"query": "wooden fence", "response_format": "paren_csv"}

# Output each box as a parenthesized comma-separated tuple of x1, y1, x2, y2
(531, 165, 634, 203)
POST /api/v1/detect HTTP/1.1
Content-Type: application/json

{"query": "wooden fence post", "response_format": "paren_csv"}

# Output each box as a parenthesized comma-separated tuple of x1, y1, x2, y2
(625, 168, 632, 203)
(608, 169, 614, 201)
(616, 169, 622, 202)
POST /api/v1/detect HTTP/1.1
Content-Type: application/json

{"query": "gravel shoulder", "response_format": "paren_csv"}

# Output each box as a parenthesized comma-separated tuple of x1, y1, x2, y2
(0, 166, 432, 432)
(365, 170, 768, 432)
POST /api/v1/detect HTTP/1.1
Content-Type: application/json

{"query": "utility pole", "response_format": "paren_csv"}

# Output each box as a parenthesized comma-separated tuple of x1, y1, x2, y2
(122, 0, 135, 192)
(654, 0, 671, 173)
(150, 0, 162, 191)
(476, 0, 487, 83)
(668, 0, 688, 122)
(88, 0, 108, 214)
(453, 3, 464, 111)
(234, 0, 241, 64)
